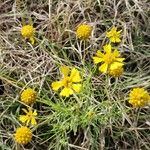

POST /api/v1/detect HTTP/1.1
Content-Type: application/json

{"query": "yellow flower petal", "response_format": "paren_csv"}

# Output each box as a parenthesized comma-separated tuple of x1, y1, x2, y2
(72, 84, 82, 93)
(70, 68, 82, 83)
(110, 37, 116, 43)
(51, 81, 64, 91)
(115, 37, 121, 43)
(26, 119, 30, 126)
(31, 117, 37, 125)
(103, 44, 112, 53)
(116, 58, 125, 62)
(118, 29, 122, 33)
(60, 87, 74, 97)
(110, 62, 124, 70)
(93, 57, 103, 64)
(106, 27, 115, 37)
(99, 63, 108, 73)
(106, 32, 111, 37)
(60, 66, 70, 77)
(111, 27, 117, 32)
(30, 37, 35, 45)
(33, 110, 37, 116)
(113, 49, 120, 57)
(19, 115, 28, 123)
(96, 50, 104, 57)
(106, 27, 117, 37)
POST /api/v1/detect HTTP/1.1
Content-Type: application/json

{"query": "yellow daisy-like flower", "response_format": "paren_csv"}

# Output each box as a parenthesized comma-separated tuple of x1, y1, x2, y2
(93, 44, 125, 73)
(19, 107, 37, 126)
(21, 25, 35, 44)
(106, 27, 122, 43)
(129, 88, 150, 107)
(51, 66, 82, 97)
(14, 126, 32, 145)
(76, 24, 92, 40)
(109, 66, 124, 77)
(21, 88, 37, 105)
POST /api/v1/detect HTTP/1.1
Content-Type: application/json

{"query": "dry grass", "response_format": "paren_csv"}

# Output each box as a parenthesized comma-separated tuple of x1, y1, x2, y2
(0, 0, 150, 150)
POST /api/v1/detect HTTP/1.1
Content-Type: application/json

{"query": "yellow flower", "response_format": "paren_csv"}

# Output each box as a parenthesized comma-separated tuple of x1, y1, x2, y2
(109, 66, 124, 77)
(19, 107, 37, 126)
(106, 27, 122, 43)
(21, 88, 37, 105)
(21, 25, 35, 44)
(14, 126, 32, 145)
(51, 66, 82, 97)
(76, 24, 92, 40)
(129, 88, 150, 107)
(87, 111, 95, 120)
(93, 44, 125, 73)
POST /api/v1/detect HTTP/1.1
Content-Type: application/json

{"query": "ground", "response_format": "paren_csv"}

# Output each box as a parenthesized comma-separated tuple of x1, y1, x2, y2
(0, 0, 150, 150)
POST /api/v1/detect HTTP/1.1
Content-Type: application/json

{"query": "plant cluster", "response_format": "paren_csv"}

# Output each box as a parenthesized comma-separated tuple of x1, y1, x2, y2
(12, 23, 150, 147)
(0, 1, 149, 150)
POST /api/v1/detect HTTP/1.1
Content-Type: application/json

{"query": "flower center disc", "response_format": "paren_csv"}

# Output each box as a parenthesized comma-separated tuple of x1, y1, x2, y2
(63, 77, 72, 88)
(104, 53, 114, 64)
